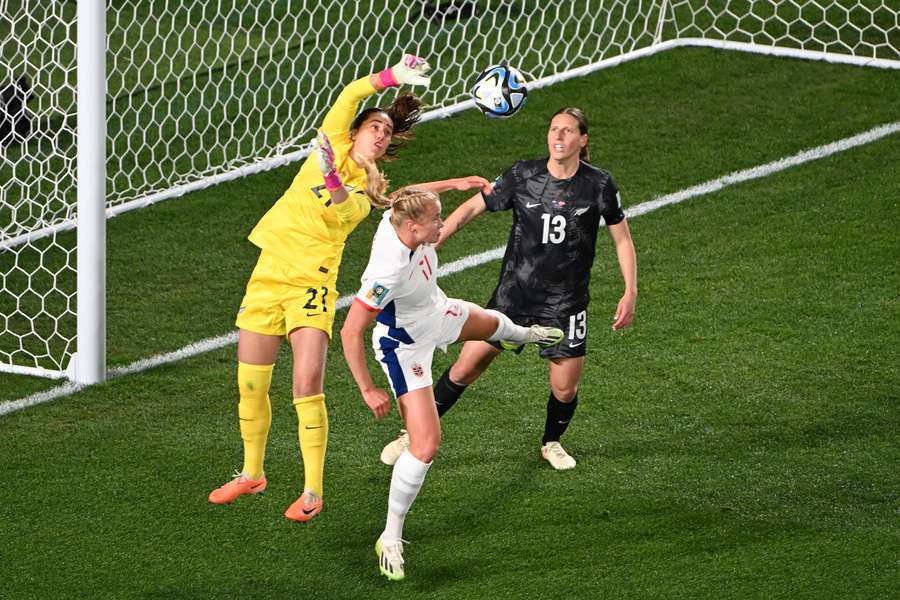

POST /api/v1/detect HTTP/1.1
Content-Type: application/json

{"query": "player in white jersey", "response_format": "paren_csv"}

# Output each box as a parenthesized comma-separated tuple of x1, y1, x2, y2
(341, 188, 564, 581)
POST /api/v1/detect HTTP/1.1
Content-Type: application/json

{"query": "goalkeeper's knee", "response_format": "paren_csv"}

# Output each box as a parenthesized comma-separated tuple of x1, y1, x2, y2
(238, 362, 274, 401)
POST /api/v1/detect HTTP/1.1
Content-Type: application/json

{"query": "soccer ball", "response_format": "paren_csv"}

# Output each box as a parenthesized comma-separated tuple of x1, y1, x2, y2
(471, 65, 528, 118)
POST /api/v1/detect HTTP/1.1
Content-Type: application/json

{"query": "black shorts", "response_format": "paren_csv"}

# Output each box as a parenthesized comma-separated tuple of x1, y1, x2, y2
(488, 308, 589, 359)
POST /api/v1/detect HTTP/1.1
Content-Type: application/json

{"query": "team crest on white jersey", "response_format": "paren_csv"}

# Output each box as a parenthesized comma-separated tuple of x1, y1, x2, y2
(366, 282, 390, 306)
(411, 362, 425, 378)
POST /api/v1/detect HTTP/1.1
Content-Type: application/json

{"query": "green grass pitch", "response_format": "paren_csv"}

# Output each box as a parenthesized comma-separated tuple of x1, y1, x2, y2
(1, 48, 899, 598)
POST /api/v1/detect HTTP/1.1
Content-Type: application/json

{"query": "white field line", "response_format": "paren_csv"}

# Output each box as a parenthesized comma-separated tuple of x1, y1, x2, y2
(0, 44, 674, 252)
(2, 121, 898, 416)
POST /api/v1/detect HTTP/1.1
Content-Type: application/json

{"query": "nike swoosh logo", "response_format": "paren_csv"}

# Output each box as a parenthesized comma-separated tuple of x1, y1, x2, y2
(306, 312, 321, 317)
(525, 202, 541, 208)
(305, 425, 323, 430)
(568, 341, 584, 348)
(301, 506, 318, 515)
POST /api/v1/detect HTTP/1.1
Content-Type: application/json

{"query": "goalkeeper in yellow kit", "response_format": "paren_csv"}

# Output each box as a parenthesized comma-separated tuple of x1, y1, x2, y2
(208, 54, 491, 522)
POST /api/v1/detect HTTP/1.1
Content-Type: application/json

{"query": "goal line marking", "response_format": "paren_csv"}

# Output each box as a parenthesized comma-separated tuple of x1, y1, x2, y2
(2, 120, 898, 416)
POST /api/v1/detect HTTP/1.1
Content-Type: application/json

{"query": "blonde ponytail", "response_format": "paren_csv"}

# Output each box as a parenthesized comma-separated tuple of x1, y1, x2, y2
(355, 155, 391, 209)
(389, 188, 439, 228)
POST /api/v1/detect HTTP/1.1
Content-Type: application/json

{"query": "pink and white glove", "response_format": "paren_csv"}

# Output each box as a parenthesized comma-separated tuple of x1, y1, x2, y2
(314, 130, 342, 192)
(377, 54, 431, 88)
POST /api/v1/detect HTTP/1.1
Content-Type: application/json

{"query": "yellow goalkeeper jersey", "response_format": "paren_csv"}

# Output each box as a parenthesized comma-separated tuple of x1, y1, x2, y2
(248, 76, 377, 279)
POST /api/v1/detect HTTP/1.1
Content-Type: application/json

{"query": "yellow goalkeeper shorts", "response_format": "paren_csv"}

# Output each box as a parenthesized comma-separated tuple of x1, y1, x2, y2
(235, 250, 339, 339)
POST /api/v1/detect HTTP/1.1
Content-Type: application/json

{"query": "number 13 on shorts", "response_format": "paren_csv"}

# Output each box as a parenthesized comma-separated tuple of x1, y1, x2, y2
(568, 310, 586, 341)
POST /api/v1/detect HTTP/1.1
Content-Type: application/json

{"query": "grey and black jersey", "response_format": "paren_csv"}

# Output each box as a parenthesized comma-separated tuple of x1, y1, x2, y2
(483, 158, 625, 320)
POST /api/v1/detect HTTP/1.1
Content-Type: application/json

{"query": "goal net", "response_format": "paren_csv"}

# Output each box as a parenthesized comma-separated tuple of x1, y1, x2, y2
(1, 0, 897, 380)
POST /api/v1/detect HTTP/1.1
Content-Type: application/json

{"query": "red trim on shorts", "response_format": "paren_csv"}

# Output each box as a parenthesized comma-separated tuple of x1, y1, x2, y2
(353, 297, 381, 312)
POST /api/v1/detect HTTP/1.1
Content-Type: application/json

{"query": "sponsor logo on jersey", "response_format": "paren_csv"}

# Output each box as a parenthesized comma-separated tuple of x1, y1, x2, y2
(366, 282, 390, 306)
(411, 362, 425, 378)
(525, 201, 541, 208)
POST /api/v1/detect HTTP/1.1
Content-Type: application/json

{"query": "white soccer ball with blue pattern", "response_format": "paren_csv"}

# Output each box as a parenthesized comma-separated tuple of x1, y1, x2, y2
(471, 65, 528, 118)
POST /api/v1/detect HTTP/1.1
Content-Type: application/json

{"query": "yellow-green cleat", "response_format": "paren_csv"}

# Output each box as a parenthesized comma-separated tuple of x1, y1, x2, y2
(375, 538, 406, 581)
(501, 325, 565, 350)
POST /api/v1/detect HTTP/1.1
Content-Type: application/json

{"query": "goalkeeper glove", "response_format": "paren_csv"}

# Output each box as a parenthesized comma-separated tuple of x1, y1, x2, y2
(313, 130, 342, 192)
(378, 54, 431, 88)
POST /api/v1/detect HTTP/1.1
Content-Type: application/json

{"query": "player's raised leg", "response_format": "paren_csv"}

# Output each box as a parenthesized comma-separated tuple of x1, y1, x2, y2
(459, 304, 564, 347)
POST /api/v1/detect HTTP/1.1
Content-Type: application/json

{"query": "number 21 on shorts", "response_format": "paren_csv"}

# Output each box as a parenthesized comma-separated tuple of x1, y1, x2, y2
(304, 286, 329, 315)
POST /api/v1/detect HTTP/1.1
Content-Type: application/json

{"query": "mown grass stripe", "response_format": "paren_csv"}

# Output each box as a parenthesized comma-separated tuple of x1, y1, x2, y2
(2, 119, 897, 417)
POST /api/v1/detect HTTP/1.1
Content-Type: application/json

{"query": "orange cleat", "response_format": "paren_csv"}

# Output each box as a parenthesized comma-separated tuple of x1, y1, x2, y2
(208, 472, 267, 504)
(284, 490, 323, 522)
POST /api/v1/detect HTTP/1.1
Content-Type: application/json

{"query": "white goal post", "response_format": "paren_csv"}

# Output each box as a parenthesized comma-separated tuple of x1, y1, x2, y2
(1, 0, 898, 383)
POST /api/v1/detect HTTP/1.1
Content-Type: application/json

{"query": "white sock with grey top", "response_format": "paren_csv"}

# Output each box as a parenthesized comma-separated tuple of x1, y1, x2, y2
(381, 450, 431, 542)
(485, 309, 530, 343)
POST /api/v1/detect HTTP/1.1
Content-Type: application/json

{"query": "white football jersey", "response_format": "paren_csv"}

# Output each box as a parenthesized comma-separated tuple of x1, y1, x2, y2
(355, 210, 447, 343)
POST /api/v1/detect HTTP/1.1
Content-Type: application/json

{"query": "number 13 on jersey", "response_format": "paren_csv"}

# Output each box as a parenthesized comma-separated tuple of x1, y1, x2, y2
(541, 213, 566, 244)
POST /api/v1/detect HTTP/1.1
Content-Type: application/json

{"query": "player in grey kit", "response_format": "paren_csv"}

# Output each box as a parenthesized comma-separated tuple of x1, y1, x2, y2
(381, 107, 638, 470)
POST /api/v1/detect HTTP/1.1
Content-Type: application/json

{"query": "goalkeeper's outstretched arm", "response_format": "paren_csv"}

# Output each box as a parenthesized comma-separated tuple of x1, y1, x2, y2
(320, 54, 431, 137)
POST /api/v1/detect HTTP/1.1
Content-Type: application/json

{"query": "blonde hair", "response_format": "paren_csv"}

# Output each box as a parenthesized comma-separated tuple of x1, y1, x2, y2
(389, 187, 439, 228)
(355, 155, 390, 209)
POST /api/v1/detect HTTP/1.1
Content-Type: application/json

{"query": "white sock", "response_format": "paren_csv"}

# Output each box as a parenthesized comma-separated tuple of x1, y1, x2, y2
(485, 309, 530, 343)
(381, 450, 431, 542)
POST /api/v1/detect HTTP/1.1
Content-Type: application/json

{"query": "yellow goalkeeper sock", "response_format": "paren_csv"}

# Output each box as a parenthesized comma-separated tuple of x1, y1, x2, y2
(293, 393, 328, 497)
(237, 362, 274, 480)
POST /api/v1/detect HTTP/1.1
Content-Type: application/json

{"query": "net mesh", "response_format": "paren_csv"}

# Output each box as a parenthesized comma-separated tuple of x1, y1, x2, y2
(1, 0, 897, 375)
